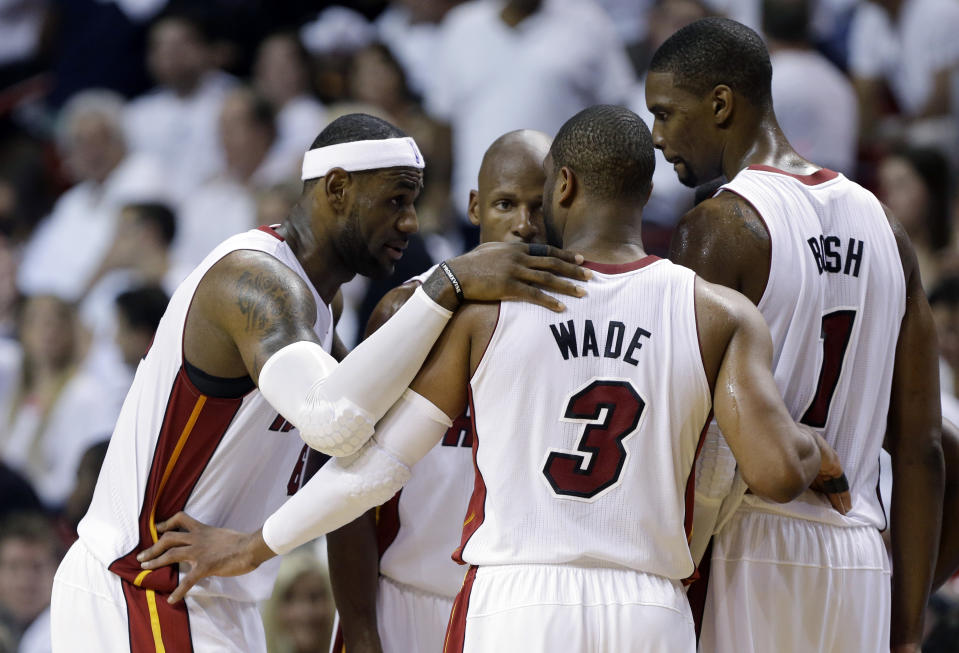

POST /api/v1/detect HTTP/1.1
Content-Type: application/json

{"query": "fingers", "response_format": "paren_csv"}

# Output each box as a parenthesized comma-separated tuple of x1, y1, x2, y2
(512, 283, 567, 312)
(137, 531, 191, 564)
(168, 573, 199, 604)
(824, 488, 852, 515)
(522, 254, 592, 282)
(156, 511, 199, 534)
(529, 244, 585, 266)
(139, 548, 191, 571)
(513, 266, 587, 300)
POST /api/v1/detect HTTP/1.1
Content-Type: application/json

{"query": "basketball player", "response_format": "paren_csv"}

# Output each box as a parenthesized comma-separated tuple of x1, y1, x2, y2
(645, 18, 944, 652)
(137, 106, 848, 652)
(49, 113, 590, 653)
(327, 129, 554, 653)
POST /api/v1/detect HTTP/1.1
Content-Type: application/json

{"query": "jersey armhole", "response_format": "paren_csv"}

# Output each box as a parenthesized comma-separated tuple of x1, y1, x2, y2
(468, 304, 503, 385)
(716, 188, 774, 311)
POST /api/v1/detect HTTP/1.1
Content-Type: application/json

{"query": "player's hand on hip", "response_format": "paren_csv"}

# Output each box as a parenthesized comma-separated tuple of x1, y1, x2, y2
(425, 242, 590, 312)
(806, 428, 852, 515)
(136, 511, 276, 604)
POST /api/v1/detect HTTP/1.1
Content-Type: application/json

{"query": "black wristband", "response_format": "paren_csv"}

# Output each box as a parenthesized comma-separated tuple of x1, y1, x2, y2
(819, 473, 849, 494)
(439, 261, 464, 304)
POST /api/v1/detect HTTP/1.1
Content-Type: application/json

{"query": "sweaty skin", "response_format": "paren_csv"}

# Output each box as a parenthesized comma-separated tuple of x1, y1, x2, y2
(327, 129, 554, 653)
(648, 64, 943, 652)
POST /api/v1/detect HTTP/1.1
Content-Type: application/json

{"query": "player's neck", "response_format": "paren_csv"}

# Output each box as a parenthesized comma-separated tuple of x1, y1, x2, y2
(279, 213, 355, 304)
(722, 113, 817, 180)
(562, 206, 646, 264)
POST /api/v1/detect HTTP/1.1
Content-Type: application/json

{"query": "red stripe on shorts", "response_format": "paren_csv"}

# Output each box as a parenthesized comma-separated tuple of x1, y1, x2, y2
(444, 566, 478, 653)
(120, 579, 193, 653)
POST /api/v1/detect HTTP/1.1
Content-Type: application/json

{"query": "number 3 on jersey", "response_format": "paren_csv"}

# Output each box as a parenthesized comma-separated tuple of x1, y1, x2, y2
(543, 379, 646, 501)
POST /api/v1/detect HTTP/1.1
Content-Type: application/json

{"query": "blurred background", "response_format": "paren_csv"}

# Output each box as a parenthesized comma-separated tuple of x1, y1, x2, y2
(0, 0, 956, 651)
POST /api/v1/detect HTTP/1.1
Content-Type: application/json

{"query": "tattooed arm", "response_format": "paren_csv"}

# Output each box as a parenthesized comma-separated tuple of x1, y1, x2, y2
(183, 250, 322, 382)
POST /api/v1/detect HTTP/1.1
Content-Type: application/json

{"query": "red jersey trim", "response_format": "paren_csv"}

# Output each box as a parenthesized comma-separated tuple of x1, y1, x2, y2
(257, 224, 284, 240)
(110, 367, 244, 594)
(746, 165, 838, 185)
(452, 388, 486, 564)
(681, 410, 713, 586)
(582, 255, 660, 274)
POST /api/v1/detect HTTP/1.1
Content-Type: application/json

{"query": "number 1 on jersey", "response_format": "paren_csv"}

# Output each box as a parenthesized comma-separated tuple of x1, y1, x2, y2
(543, 379, 646, 501)
(801, 309, 857, 428)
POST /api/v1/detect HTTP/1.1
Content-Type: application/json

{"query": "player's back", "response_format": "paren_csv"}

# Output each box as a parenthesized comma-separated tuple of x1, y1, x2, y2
(721, 166, 905, 529)
(457, 257, 712, 581)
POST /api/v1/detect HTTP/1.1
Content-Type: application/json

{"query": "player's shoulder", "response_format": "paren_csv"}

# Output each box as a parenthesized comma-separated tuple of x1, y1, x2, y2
(676, 191, 768, 247)
(877, 201, 918, 286)
(199, 248, 317, 316)
(694, 275, 771, 376)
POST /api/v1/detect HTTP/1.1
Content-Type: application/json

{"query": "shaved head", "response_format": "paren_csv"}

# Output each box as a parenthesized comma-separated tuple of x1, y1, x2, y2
(469, 129, 552, 244)
(479, 129, 552, 185)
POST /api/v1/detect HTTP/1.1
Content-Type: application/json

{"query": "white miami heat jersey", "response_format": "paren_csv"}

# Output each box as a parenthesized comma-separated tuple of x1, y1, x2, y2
(456, 257, 712, 581)
(78, 226, 333, 602)
(721, 166, 905, 529)
(376, 264, 476, 598)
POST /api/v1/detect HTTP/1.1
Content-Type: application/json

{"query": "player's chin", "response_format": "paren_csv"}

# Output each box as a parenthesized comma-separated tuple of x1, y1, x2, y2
(675, 164, 699, 188)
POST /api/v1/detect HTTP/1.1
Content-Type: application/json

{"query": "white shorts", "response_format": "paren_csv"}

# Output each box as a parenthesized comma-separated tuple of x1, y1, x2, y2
(378, 576, 455, 653)
(51, 540, 266, 652)
(445, 563, 695, 653)
(700, 508, 891, 653)
(329, 575, 456, 653)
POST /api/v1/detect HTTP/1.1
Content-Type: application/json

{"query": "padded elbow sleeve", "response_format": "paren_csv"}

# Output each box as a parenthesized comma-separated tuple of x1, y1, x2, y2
(258, 287, 452, 457)
(260, 389, 452, 555)
(258, 341, 373, 457)
(262, 440, 411, 555)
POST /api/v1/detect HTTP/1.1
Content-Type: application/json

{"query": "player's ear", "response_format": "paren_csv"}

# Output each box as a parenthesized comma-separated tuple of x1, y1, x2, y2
(557, 166, 576, 207)
(467, 190, 481, 227)
(712, 85, 733, 125)
(324, 168, 352, 213)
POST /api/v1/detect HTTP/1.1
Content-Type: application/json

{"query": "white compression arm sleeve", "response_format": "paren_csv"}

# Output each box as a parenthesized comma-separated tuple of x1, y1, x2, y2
(262, 389, 452, 555)
(258, 286, 452, 457)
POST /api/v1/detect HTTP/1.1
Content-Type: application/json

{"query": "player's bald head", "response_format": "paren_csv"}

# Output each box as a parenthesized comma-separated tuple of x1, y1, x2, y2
(478, 129, 552, 191)
(469, 130, 551, 245)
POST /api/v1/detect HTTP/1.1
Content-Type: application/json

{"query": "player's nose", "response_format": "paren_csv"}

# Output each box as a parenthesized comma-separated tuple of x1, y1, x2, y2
(397, 206, 419, 234)
(512, 206, 537, 240)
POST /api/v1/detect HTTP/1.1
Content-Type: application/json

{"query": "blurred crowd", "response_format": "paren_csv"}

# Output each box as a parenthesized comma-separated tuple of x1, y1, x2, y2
(0, 0, 956, 651)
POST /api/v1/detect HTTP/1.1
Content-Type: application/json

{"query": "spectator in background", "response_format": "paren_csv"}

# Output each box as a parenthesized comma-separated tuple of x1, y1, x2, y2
(0, 296, 120, 509)
(374, 0, 463, 103)
(848, 0, 959, 156)
(0, 512, 60, 652)
(113, 285, 169, 370)
(0, 124, 53, 244)
(124, 9, 236, 198)
(626, 0, 707, 253)
(262, 550, 335, 653)
(428, 0, 635, 246)
(763, 0, 857, 176)
(172, 87, 274, 270)
(349, 42, 452, 242)
(930, 276, 959, 410)
(78, 202, 180, 403)
(57, 440, 109, 545)
(252, 31, 327, 179)
(0, 235, 20, 340)
(877, 145, 954, 290)
(17, 90, 168, 302)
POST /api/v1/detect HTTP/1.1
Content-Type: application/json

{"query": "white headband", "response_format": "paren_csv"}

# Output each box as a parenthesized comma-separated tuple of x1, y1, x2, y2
(301, 137, 425, 180)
